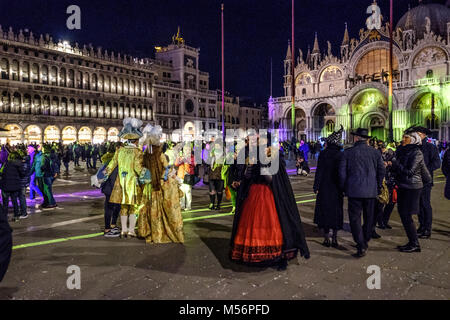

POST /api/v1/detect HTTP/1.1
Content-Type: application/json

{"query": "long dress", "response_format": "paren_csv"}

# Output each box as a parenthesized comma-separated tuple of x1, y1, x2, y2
(138, 148, 184, 244)
(313, 144, 344, 230)
(230, 151, 310, 265)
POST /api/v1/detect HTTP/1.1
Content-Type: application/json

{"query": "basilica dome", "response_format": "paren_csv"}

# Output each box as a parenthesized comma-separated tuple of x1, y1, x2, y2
(396, 2, 450, 38)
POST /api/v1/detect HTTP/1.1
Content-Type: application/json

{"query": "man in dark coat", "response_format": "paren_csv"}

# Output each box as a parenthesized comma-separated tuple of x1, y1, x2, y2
(405, 126, 441, 238)
(339, 128, 385, 258)
(442, 147, 450, 200)
(314, 126, 344, 248)
(0, 203, 12, 282)
(1, 151, 27, 222)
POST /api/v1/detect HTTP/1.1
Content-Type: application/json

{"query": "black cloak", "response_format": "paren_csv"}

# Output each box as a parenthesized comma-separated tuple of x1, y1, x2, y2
(230, 152, 310, 262)
(0, 204, 12, 282)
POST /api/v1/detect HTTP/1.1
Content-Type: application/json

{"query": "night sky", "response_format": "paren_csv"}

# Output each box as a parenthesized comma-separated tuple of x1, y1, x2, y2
(0, 0, 447, 104)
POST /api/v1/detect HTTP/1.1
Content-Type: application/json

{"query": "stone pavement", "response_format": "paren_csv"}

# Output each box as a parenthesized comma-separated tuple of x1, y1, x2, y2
(0, 162, 448, 300)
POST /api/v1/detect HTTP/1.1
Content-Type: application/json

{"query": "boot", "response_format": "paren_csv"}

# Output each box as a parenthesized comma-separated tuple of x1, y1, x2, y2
(128, 214, 137, 237)
(418, 230, 431, 239)
(331, 230, 339, 248)
(120, 216, 128, 238)
(209, 194, 215, 210)
(215, 193, 223, 210)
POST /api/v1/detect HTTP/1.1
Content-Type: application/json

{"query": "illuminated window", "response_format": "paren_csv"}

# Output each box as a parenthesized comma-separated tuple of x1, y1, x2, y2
(355, 49, 398, 78)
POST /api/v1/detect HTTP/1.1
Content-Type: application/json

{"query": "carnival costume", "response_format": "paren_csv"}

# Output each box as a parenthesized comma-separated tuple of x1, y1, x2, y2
(106, 118, 145, 238)
(137, 124, 184, 243)
(230, 141, 310, 268)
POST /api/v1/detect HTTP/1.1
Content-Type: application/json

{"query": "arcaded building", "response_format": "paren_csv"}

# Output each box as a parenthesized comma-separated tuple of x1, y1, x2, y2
(0, 26, 217, 145)
(269, 1, 450, 142)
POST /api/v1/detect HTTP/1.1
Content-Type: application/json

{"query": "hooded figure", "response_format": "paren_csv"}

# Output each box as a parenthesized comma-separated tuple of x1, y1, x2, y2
(313, 125, 344, 247)
(106, 118, 145, 238)
(138, 124, 184, 243)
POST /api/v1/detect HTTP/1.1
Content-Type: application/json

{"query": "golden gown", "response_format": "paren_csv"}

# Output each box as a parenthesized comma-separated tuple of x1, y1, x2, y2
(138, 153, 185, 244)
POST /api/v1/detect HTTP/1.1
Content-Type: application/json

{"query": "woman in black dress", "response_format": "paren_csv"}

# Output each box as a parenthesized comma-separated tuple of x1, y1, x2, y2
(313, 126, 344, 247)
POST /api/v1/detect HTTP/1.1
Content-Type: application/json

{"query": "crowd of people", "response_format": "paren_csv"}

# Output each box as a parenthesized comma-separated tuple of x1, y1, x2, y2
(1, 117, 449, 275)
(313, 125, 447, 257)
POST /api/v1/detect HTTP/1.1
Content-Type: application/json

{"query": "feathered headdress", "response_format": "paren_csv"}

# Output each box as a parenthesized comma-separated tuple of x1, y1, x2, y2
(141, 124, 163, 147)
(118, 117, 143, 140)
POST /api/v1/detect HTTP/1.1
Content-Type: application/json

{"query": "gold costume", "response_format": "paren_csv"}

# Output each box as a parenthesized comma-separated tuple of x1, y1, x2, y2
(106, 144, 145, 216)
(138, 147, 184, 243)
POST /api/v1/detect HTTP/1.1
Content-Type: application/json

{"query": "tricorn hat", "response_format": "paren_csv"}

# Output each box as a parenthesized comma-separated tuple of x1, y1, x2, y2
(404, 125, 431, 136)
(118, 117, 143, 140)
(350, 128, 371, 139)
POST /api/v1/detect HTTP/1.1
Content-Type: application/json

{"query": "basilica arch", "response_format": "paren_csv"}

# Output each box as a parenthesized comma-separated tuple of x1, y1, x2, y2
(310, 102, 337, 140)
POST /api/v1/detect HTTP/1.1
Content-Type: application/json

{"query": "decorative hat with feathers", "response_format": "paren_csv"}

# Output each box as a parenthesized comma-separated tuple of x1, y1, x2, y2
(141, 124, 163, 147)
(118, 117, 143, 140)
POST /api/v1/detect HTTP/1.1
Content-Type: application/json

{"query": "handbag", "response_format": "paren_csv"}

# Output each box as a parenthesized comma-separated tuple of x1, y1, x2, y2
(225, 186, 231, 201)
(377, 178, 389, 205)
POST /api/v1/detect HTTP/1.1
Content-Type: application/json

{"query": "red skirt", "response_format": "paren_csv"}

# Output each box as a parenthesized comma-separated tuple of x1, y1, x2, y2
(231, 184, 283, 263)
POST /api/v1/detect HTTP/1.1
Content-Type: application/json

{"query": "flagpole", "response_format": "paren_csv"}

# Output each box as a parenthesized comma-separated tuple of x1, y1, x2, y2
(221, 3, 225, 142)
(388, 0, 394, 142)
(291, 0, 296, 140)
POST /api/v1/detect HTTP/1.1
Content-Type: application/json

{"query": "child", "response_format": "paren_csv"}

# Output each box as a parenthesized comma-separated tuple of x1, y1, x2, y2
(296, 156, 310, 176)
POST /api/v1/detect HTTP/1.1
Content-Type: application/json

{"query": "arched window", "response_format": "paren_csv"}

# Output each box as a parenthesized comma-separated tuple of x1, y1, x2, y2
(22, 62, 30, 82)
(112, 77, 117, 93)
(59, 68, 66, 87)
(31, 63, 39, 83)
(91, 74, 98, 90)
(68, 69, 75, 88)
(426, 70, 433, 79)
(42, 65, 49, 84)
(11, 60, 19, 80)
(98, 74, 104, 91)
(1, 58, 9, 79)
(302, 88, 307, 96)
(50, 66, 57, 85)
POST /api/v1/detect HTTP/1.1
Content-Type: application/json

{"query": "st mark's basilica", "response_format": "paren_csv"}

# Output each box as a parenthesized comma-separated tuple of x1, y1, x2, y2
(269, 0, 450, 142)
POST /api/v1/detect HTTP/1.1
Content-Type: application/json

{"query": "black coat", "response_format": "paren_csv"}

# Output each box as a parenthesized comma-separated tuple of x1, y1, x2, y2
(441, 149, 450, 200)
(0, 160, 26, 192)
(313, 144, 344, 230)
(339, 140, 385, 198)
(392, 144, 431, 190)
(420, 138, 441, 186)
(19, 156, 31, 188)
(0, 203, 12, 282)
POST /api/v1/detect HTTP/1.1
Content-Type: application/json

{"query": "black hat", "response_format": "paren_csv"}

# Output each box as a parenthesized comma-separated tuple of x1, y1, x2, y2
(350, 128, 371, 139)
(404, 125, 432, 135)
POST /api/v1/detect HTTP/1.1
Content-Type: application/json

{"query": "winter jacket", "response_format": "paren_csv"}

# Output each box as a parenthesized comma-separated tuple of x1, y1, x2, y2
(19, 155, 31, 188)
(0, 160, 26, 192)
(392, 144, 431, 190)
(420, 138, 441, 186)
(339, 140, 385, 198)
(30, 151, 44, 178)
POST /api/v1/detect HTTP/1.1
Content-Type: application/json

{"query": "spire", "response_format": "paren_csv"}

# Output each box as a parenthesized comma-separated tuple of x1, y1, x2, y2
(306, 45, 311, 62)
(405, 5, 413, 30)
(285, 40, 291, 60)
(342, 22, 349, 45)
(312, 32, 320, 53)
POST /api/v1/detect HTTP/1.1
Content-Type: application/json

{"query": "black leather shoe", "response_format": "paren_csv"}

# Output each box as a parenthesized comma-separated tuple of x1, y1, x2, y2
(384, 224, 392, 229)
(331, 238, 338, 248)
(377, 223, 386, 230)
(352, 248, 367, 258)
(417, 226, 424, 234)
(399, 244, 421, 253)
(322, 239, 331, 247)
(215, 204, 221, 210)
(418, 230, 431, 239)
(372, 232, 381, 239)
(397, 243, 410, 250)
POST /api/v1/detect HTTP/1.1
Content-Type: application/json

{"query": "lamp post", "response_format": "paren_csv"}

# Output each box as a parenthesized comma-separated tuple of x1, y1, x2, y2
(221, 3, 225, 142)
(291, 0, 296, 140)
(388, 0, 394, 142)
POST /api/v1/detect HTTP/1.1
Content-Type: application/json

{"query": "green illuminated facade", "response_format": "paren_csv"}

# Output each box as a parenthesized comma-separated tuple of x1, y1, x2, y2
(269, 1, 450, 142)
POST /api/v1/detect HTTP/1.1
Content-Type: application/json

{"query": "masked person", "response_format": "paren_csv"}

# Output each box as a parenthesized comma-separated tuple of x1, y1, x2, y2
(105, 118, 145, 238)
(138, 124, 184, 244)
(230, 134, 310, 270)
